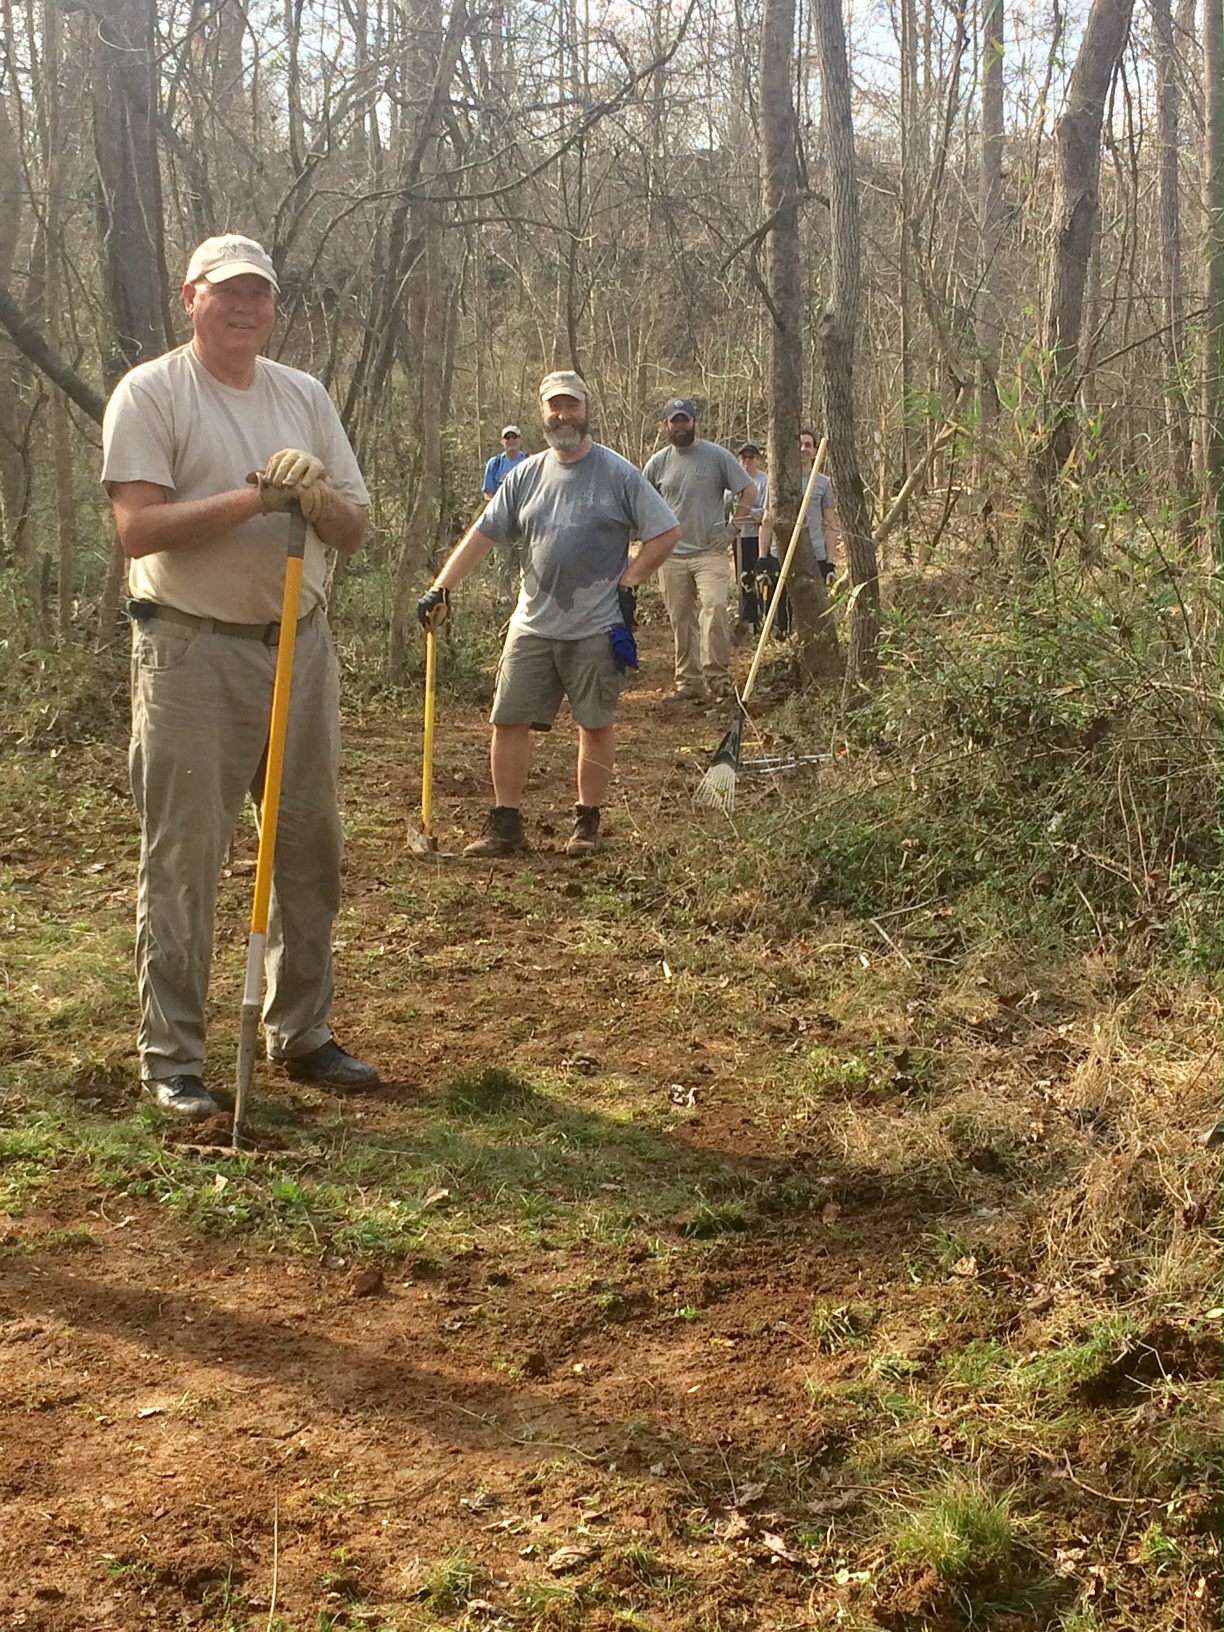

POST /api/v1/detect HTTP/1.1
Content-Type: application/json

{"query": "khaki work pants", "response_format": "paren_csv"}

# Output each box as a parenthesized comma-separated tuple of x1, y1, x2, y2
(658, 547, 733, 691)
(129, 611, 342, 1081)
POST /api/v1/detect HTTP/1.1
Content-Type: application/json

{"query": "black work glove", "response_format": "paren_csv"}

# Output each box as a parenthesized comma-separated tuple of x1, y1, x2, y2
(740, 569, 756, 593)
(617, 584, 637, 629)
(417, 585, 450, 629)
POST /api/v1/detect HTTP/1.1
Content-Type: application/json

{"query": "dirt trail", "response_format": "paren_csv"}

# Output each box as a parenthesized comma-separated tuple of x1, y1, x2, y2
(0, 622, 1217, 1630)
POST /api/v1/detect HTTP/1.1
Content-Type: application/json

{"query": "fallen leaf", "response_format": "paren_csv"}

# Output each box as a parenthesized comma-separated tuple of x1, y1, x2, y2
(212, 1173, 229, 1193)
(349, 1265, 385, 1298)
(716, 1510, 752, 1543)
(547, 1544, 597, 1575)
(821, 1201, 841, 1226)
(759, 1531, 808, 1567)
(423, 1187, 451, 1208)
(736, 1482, 768, 1506)
(952, 1255, 978, 1278)
(137, 1406, 165, 1419)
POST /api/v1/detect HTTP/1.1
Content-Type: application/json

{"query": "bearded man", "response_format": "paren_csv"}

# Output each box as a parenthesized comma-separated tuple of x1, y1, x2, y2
(418, 371, 680, 857)
(643, 398, 756, 701)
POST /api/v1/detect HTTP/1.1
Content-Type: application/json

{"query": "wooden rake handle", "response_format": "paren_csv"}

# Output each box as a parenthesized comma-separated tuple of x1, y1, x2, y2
(739, 435, 829, 709)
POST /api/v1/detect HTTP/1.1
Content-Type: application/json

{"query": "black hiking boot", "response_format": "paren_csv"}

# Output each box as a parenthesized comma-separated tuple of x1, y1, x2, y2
(142, 1074, 221, 1121)
(565, 804, 601, 857)
(463, 806, 528, 858)
(276, 1040, 380, 1091)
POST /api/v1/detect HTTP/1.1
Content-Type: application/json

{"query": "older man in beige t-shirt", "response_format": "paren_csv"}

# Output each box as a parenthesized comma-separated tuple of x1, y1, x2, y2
(102, 234, 378, 1120)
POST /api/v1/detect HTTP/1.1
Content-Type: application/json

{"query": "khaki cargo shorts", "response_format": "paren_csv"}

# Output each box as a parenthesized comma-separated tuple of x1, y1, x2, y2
(490, 628, 622, 731)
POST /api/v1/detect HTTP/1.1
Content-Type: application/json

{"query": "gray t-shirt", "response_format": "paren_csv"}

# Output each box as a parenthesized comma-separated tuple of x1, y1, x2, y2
(737, 471, 768, 539)
(643, 441, 754, 559)
(478, 443, 678, 640)
(763, 472, 836, 561)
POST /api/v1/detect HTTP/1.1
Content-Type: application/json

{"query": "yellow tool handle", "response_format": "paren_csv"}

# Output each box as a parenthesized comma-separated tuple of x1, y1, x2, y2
(421, 625, 438, 837)
(249, 509, 308, 937)
(740, 435, 828, 707)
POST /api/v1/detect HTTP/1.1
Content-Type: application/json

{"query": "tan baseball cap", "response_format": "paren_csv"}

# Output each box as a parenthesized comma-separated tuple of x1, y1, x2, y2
(185, 235, 280, 291)
(539, 370, 588, 403)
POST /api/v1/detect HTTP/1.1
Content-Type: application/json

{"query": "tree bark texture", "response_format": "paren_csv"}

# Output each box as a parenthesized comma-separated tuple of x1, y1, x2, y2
(1150, 0, 1194, 544)
(976, 0, 1004, 534)
(1022, 0, 1136, 556)
(91, 0, 171, 385)
(1203, 0, 1223, 546)
(812, 0, 878, 682)
(760, 0, 839, 681)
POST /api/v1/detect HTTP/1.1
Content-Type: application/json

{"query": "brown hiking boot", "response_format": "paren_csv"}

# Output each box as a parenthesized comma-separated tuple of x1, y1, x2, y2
(565, 804, 601, 856)
(463, 806, 528, 857)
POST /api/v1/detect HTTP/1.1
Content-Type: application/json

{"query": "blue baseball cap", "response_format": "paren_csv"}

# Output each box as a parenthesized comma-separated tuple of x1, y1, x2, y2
(662, 397, 697, 421)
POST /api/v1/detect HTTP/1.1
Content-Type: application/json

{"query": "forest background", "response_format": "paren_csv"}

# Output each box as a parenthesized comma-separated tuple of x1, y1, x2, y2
(0, 0, 1219, 660)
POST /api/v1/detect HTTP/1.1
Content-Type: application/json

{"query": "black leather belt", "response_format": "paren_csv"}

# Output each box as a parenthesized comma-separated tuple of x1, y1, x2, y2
(127, 600, 318, 645)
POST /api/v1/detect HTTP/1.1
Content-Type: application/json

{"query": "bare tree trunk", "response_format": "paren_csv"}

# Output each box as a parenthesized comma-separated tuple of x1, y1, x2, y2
(92, 0, 171, 384)
(1204, 0, 1223, 549)
(812, 0, 878, 683)
(1151, 0, 1194, 546)
(976, 0, 1004, 549)
(897, 0, 922, 514)
(389, 187, 446, 678)
(760, 0, 839, 681)
(43, 0, 78, 641)
(1021, 0, 1136, 560)
(92, 0, 172, 641)
(0, 81, 31, 588)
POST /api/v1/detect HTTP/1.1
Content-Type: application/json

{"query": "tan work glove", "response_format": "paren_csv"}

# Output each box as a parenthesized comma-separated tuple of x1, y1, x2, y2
(264, 448, 325, 489)
(296, 481, 335, 526)
(247, 470, 297, 513)
(246, 470, 336, 526)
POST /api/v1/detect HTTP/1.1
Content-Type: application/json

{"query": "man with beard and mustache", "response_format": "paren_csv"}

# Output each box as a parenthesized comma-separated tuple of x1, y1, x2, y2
(643, 399, 758, 701)
(417, 371, 680, 858)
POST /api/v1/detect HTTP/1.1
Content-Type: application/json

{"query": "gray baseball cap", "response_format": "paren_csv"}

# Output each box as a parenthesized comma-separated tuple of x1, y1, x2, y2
(662, 397, 697, 421)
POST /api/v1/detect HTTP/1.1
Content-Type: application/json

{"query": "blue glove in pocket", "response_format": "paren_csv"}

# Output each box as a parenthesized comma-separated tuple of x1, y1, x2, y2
(609, 624, 639, 674)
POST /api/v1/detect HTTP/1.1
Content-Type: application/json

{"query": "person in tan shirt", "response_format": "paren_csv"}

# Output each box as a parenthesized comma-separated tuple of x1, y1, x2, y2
(102, 234, 378, 1119)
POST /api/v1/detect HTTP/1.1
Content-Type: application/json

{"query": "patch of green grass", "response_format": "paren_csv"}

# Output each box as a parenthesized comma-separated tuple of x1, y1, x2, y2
(0, 1225, 99, 1255)
(443, 1065, 535, 1117)
(1136, 1521, 1182, 1577)
(1013, 1317, 1140, 1397)
(1057, 1602, 1104, 1632)
(870, 1351, 923, 1382)
(943, 1336, 1008, 1390)
(811, 1302, 876, 1353)
(421, 1547, 484, 1613)
(892, 1481, 1017, 1583)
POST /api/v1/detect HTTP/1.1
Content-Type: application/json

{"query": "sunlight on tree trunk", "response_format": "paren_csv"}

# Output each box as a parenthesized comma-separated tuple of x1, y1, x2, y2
(1021, 0, 1136, 562)
(760, 0, 839, 683)
(813, 0, 878, 685)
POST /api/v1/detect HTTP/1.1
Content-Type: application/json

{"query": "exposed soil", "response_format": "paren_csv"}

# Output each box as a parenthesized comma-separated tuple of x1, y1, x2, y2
(0, 623, 1218, 1630)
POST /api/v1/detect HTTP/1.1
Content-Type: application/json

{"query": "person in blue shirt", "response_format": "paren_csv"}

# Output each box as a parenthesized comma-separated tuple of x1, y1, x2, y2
(482, 425, 527, 499)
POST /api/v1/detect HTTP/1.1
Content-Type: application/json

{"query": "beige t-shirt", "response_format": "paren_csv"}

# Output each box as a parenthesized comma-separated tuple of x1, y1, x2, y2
(101, 345, 369, 622)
